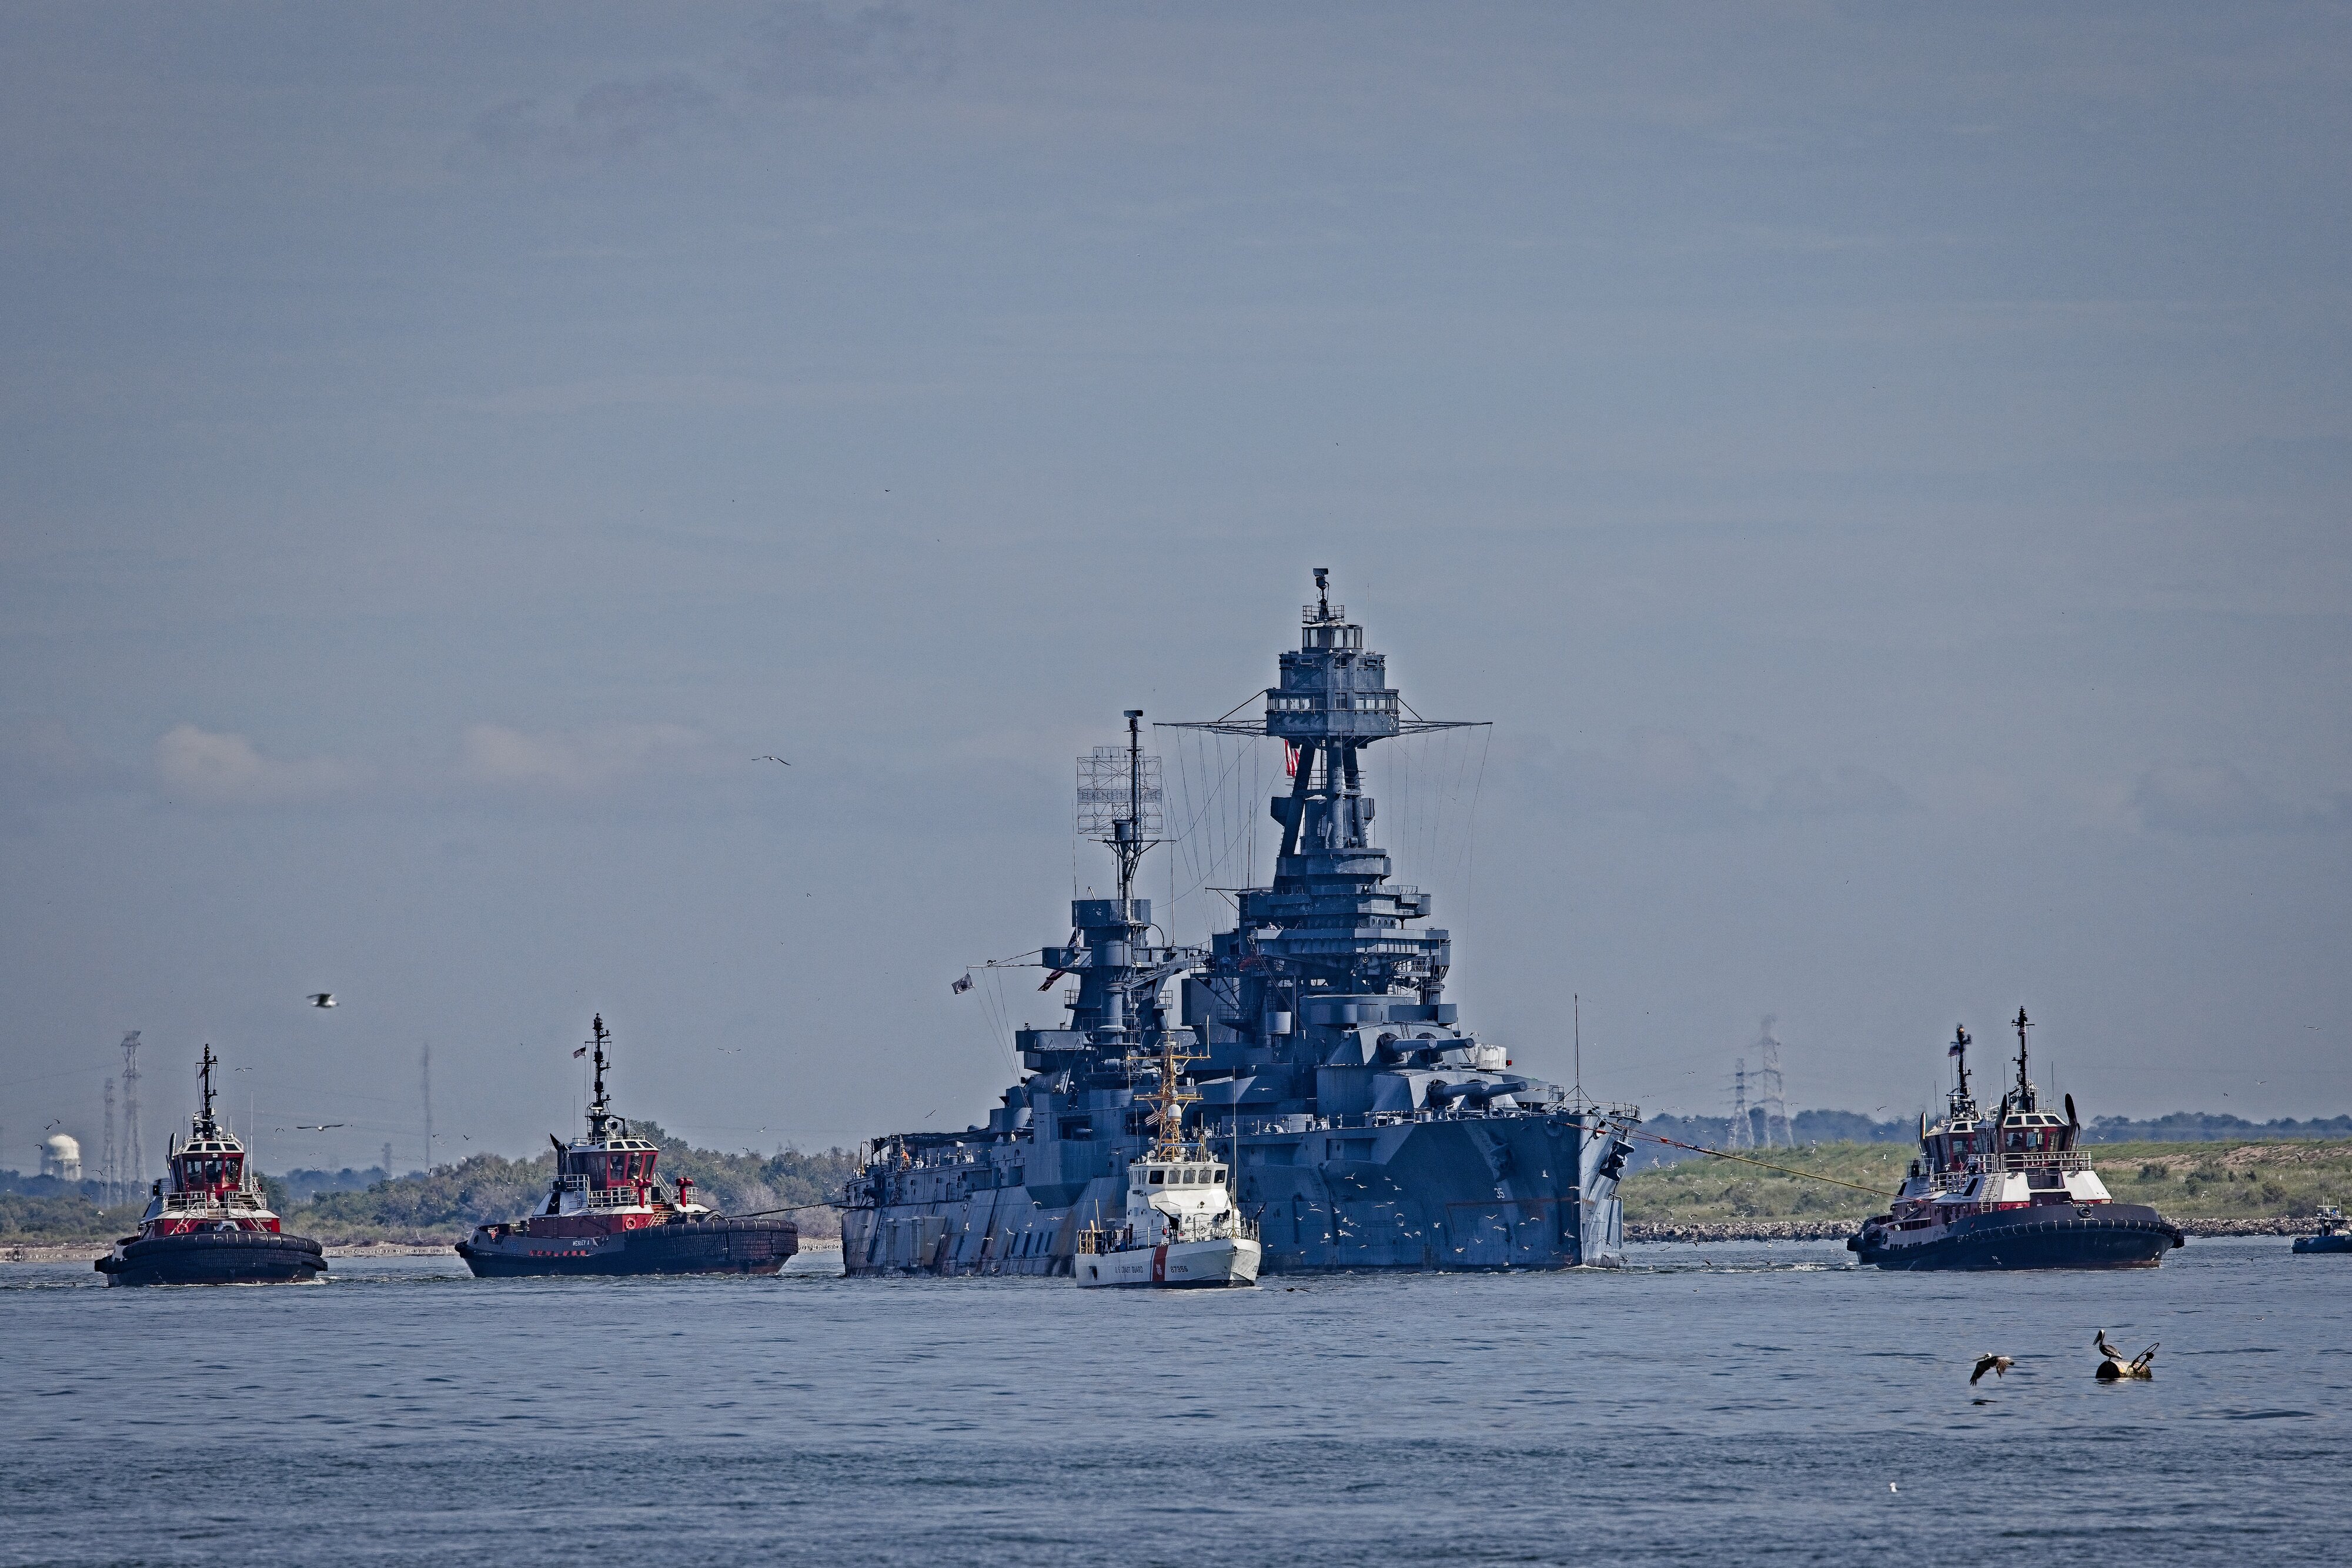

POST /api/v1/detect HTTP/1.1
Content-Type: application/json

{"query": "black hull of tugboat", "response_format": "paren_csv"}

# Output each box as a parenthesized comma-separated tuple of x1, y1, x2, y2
(456, 1218, 798, 1278)
(97, 1231, 328, 1286)
(1849, 1205, 2183, 1271)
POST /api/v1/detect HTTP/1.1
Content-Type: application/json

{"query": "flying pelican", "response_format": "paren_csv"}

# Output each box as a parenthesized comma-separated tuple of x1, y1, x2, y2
(309, 993, 337, 1008)
(1970, 1354, 2014, 1385)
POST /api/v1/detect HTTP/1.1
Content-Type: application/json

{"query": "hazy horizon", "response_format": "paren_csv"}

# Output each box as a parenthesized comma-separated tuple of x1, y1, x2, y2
(5, 2, 2347, 1176)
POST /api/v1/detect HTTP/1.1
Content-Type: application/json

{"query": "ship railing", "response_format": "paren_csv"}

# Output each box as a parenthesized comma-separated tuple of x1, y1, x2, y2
(1229, 1103, 1644, 1139)
(557, 1174, 589, 1192)
(584, 1186, 647, 1209)
(1980, 1149, 2092, 1174)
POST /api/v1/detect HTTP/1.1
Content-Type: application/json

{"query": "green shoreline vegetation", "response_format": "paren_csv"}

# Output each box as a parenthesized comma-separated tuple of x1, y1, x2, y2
(1, 1123, 856, 1246)
(10, 1135, 2350, 1247)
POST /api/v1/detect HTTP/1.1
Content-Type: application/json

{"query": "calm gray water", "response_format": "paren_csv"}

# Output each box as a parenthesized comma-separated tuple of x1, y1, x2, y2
(3, 1238, 2343, 1565)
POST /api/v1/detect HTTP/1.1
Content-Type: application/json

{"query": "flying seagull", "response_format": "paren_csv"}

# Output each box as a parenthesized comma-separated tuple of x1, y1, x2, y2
(296, 1124, 347, 1131)
(309, 993, 336, 1008)
(754, 755, 791, 765)
(1970, 1354, 2014, 1385)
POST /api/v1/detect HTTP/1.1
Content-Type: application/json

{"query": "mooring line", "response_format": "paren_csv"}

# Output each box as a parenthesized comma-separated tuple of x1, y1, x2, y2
(1631, 1132, 1896, 1197)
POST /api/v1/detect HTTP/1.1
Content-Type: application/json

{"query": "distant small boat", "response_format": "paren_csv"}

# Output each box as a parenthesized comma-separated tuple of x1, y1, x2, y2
(96, 1045, 327, 1286)
(1849, 1012, 2183, 1271)
(2293, 1206, 2351, 1255)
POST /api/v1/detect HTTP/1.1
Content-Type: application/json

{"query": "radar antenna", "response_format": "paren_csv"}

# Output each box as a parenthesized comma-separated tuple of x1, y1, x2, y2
(1133, 1029, 1204, 1160)
(1077, 710, 1164, 904)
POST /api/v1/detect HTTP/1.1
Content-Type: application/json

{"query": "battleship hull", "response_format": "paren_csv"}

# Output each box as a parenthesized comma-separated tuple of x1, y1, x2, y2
(1849, 1204, 2183, 1271)
(845, 1111, 1626, 1277)
(97, 1230, 328, 1287)
(457, 1217, 798, 1278)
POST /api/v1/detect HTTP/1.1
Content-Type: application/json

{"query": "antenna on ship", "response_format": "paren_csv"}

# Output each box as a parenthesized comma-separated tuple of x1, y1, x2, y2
(1950, 1024, 1973, 1110)
(1138, 1029, 1202, 1160)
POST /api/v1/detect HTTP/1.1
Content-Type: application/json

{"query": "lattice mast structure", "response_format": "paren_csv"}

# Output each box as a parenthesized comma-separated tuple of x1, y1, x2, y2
(118, 1031, 143, 1193)
(1755, 1017, 1794, 1148)
(1728, 1057, 1754, 1149)
(420, 1042, 434, 1174)
(1076, 710, 1164, 906)
(101, 1074, 118, 1206)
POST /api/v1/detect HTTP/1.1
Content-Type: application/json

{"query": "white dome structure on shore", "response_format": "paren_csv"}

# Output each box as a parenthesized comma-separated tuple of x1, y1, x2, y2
(41, 1134, 82, 1181)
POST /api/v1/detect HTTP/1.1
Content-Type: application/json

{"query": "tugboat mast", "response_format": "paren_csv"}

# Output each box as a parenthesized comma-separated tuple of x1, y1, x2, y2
(586, 1014, 614, 1138)
(2012, 1007, 2035, 1112)
(196, 1044, 219, 1132)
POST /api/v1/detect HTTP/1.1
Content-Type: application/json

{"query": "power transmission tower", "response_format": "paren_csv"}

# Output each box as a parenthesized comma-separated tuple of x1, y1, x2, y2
(420, 1042, 433, 1174)
(1755, 1016, 1794, 1149)
(101, 1076, 117, 1206)
(1729, 1057, 1754, 1149)
(119, 1032, 143, 1194)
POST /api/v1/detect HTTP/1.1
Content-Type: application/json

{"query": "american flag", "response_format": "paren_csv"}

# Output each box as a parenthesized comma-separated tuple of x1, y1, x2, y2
(951, 972, 974, 994)
(573, 1045, 589, 1058)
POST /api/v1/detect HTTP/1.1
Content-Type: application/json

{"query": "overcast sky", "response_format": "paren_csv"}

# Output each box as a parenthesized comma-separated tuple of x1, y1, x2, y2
(4, 2, 2347, 1175)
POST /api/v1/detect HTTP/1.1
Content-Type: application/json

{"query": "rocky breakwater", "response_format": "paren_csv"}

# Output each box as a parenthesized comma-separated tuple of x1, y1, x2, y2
(1628, 1220, 1857, 1244)
(1628, 1215, 2313, 1245)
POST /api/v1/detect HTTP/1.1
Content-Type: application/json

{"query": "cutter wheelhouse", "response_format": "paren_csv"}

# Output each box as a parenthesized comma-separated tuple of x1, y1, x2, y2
(455, 1015, 797, 1278)
(96, 1045, 326, 1286)
(1850, 1012, 2183, 1271)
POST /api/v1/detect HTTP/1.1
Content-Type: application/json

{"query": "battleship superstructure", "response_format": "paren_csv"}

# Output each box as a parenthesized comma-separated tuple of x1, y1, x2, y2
(843, 572, 1640, 1275)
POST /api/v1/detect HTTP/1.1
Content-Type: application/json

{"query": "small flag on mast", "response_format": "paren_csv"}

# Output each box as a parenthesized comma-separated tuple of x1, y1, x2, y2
(573, 1045, 589, 1058)
(951, 973, 974, 994)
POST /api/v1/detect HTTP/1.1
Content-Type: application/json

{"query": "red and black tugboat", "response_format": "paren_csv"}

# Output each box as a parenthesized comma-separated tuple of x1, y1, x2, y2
(96, 1045, 328, 1286)
(455, 1015, 798, 1278)
(1850, 1010, 2184, 1271)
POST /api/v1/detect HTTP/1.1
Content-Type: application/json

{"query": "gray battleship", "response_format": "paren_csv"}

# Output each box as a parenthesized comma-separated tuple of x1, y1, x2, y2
(843, 572, 1641, 1275)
